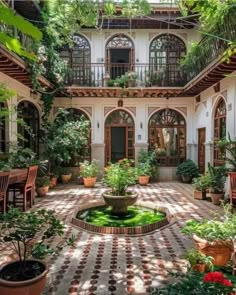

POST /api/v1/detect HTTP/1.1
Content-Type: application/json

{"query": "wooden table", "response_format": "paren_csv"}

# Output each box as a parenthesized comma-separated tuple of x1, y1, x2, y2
(8, 169, 28, 184)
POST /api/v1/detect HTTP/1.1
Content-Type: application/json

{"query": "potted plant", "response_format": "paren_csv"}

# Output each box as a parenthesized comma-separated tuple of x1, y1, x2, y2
(182, 205, 235, 266)
(80, 159, 99, 188)
(207, 163, 227, 205)
(49, 173, 58, 188)
(185, 248, 213, 272)
(102, 159, 137, 215)
(136, 162, 152, 185)
(176, 159, 199, 183)
(36, 176, 51, 197)
(137, 150, 159, 182)
(127, 71, 137, 87)
(60, 167, 72, 183)
(192, 173, 211, 200)
(0, 207, 64, 295)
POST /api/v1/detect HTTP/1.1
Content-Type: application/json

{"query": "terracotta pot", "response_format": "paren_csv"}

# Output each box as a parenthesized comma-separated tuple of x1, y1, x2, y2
(181, 175, 192, 183)
(193, 190, 206, 200)
(50, 177, 57, 187)
(210, 193, 224, 205)
(103, 191, 138, 215)
(192, 263, 206, 273)
(193, 235, 234, 266)
(0, 260, 48, 295)
(36, 186, 49, 197)
(61, 174, 72, 183)
(128, 80, 136, 87)
(83, 177, 97, 188)
(138, 176, 150, 186)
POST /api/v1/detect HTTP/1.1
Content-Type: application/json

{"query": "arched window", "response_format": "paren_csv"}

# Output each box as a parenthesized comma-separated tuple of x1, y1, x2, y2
(106, 34, 134, 79)
(0, 102, 7, 153)
(55, 108, 91, 162)
(17, 101, 39, 154)
(60, 34, 91, 86)
(105, 110, 134, 164)
(148, 109, 186, 166)
(214, 98, 226, 166)
(149, 34, 186, 86)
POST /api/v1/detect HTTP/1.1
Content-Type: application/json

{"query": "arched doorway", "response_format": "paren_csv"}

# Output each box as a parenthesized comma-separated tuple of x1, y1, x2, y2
(60, 34, 91, 86)
(148, 109, 186, 166)
(149, 34, 186, 86)
(105, 110, 135, 164)
(213, 97, 226, 166)
(17, 100, 39, 154)
(55, 108, 91, 161)
(106, 34, 134, 80)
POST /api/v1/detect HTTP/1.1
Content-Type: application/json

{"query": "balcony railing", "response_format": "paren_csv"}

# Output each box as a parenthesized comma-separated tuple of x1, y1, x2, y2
(65, 63, 187, 88)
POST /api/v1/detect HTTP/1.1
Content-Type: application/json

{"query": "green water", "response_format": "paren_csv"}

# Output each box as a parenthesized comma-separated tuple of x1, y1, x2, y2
(76, 206, 166, 227)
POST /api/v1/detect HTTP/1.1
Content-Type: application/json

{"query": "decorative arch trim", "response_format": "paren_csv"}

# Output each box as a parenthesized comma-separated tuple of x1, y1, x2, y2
(104, 108, 135, 125)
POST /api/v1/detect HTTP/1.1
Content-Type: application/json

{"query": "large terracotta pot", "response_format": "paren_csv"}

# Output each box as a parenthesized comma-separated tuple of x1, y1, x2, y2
(83, 177, 97, 188)
(193, 235, 234, 266)
(61, 174, 72, 183)
(210, 193, 224, 205)
(50, 177, 57, 188)
(138, 176, 150, 186)
(103, 191, 138, 215)
(193, 190, 206, 200)
(0, 260, 48, 295)
(36, 186, 49, 197)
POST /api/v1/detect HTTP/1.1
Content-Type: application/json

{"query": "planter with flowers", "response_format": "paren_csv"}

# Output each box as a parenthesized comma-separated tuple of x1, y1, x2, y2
(185, 248, 213, 273)
(182, 205, 235, 266)
(0, 208, 64, 295)
(192, 173, 211, 200)
(36, 176, 51, 197)
(102, 159, 137, 215)
(80, 159, 99, 188)
(136, 162, 152, 186)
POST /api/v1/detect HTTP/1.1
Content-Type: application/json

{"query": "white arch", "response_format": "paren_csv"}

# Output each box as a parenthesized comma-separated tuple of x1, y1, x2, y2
(17, 98, 42, 118)
(73, 33, 91, 49)
(53, 107, 92, 122)
(148, 107, 187, 123)
(104, 107, 136, 125)
(149, 32, 187, 49)
(105, 33, 135, 46)
(211, 94, 227, 140)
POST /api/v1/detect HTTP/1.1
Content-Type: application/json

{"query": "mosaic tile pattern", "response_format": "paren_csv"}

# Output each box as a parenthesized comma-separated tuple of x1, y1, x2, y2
(0, 182, 222, 294)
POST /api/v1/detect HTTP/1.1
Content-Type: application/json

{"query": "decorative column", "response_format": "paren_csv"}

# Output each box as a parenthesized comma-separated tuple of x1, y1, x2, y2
(187, 143, 198, 163)
(205, 141, 214, 168)
(8, 95, 18, 150)
(134, 143, 149, 165)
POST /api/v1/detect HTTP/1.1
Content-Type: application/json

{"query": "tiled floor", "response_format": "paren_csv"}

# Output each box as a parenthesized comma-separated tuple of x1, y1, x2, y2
(0, 182, 221, 295)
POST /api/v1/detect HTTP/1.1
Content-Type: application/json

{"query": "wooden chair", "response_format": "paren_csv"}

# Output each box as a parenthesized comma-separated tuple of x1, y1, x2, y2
(9, 166, 38, 211)
(0, 172, 10, 213)
(229, 172, 236, 208)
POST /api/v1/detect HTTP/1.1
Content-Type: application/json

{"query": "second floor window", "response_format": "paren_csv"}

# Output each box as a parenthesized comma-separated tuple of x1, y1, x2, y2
(149, 34, 186, 87)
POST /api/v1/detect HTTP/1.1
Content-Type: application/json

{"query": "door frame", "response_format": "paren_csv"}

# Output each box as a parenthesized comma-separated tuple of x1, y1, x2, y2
(198, 127, 206, 173)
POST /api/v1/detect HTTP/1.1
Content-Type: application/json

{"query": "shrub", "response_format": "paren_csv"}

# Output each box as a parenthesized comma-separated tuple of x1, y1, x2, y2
(192, 173, 211, 192)
(176, 159, 199, 178)
(80, 159, 99, 178)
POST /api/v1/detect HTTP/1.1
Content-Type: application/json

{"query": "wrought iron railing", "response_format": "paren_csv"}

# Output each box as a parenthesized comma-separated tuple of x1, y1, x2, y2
(65, 63, 187, 87)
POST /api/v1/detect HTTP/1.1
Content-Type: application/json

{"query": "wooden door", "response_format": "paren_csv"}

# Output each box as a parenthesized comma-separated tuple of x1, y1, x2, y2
(198, 128, 206, 173)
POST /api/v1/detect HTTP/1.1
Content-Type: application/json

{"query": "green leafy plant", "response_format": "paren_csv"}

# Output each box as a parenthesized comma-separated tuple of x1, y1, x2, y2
(59, 167, 71, 176)
(103, 159, 137, 196)
(0, 161, 11, 171)
(182, 204, 236, 241)
(192, 173, 211, 192)
(152, 270, 236, 295)
(8, 147, 37, 168)
(36, 176, 51, 188)
(80, 159, 99, 178)
(217, 134, 236, 170)
(137, 150, 159, 177)
(207, 163, 227, 194)
(0, 208, 64, 280)
(185, 248, 214, 269)
(136, 162, 152, 177)
(176, 159, 199, 178)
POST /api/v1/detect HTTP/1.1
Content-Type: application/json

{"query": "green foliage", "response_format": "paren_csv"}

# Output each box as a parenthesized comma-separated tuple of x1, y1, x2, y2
(151, 270, 235, 295)
(185, 248, 214, 269)
(103, 159, 137, 196)
(0, 83, 15, 119)
(0, 208, 64, 265)
(0, 161, 11, 171)
(36, 176, 51, 188)
(217, 135, 236, 170)
(192, 173, 211, 192)
(80, 159, 99, 178)
(46, 109, 90, 166)
(137, 150, 159, 177)
(8, 147, 37, 168)
(59, 166, 71, 175)
(207, 163, 227, 194)
(136, 162, 152, 177)
(121, 0, 151, 18)
(176, 159, 199, 178)
(182, 204, 236, 241)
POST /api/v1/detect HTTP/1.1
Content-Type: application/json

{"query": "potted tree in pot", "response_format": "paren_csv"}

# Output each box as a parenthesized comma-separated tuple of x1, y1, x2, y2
(176, 159, 199, 183)
(0, 207, 64, 295)
(207, 163, 227, 205)
(185, 248, 213, 273)
(192, 173, 211, 200)
(80, 159, 99, 188)
(136, 162, 152, 186)
(60, 167, 72, 184)
(182, 205, 235, 266)
(103, 159, 137, 215)
(36, 176, 51, 197)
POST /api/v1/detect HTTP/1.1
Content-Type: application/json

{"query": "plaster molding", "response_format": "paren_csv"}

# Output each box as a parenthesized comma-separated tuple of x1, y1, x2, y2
(176, 107, 187, 116)
(126, 106, 136, 116)
(81, 106, 92, 116)
(104, 106, 115, 116)
(148, 106, 160, 117)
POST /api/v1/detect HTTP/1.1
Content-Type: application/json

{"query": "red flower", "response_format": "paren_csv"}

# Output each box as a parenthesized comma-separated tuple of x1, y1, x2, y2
(203, 272, 232, 287)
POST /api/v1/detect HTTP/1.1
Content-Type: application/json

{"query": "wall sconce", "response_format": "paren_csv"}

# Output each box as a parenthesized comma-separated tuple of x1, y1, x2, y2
(136, 58, 139, 63)
(118, 99, 123, 107)
(97, 122, 100, 128)
(140, 122, 143, 129)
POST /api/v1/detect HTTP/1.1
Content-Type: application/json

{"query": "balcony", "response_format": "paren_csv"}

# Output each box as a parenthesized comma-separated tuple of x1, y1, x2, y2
(65, 63, 187, 88)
